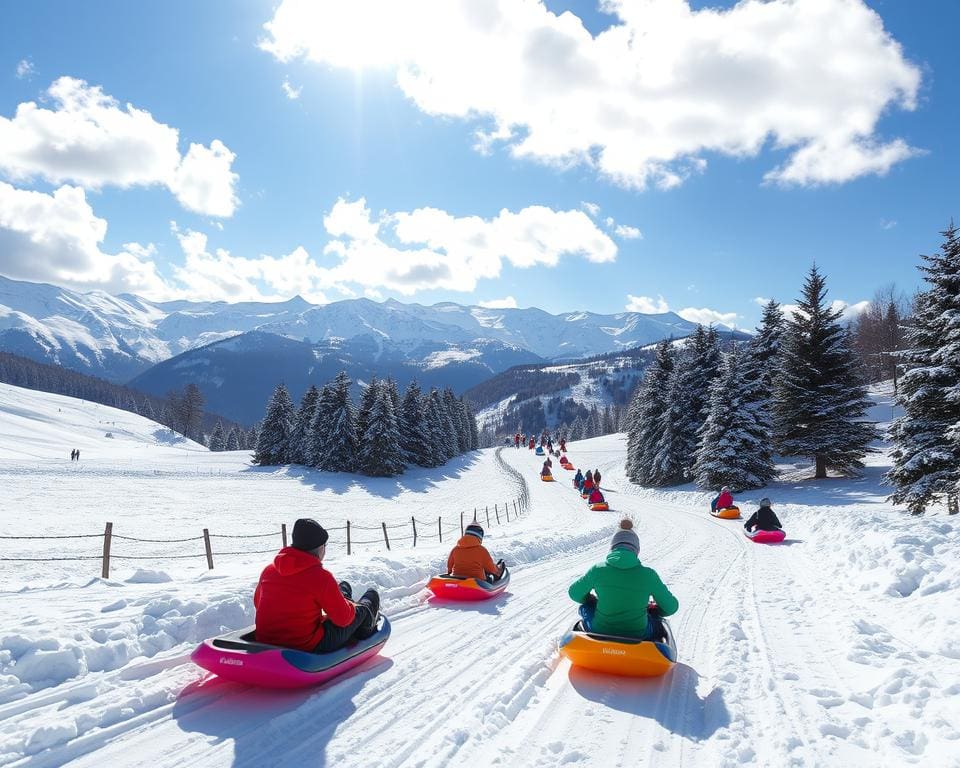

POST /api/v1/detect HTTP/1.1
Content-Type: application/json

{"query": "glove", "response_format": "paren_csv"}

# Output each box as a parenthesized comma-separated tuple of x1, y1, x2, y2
(583, 593, 598, 608)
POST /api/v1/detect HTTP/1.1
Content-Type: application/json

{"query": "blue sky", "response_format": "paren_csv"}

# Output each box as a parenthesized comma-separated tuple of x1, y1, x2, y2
(0, 0, 956, 329)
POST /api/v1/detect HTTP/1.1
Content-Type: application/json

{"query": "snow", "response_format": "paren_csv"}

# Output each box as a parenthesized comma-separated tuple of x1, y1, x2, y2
(0, 382, 958, 766)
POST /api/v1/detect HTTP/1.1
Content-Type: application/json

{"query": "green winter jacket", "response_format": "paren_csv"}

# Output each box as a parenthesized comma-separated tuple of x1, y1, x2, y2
(567, 548, 679, 637)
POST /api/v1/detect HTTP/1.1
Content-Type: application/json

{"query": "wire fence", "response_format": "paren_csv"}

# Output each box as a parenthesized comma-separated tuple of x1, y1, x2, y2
(0, 493, 529, 578)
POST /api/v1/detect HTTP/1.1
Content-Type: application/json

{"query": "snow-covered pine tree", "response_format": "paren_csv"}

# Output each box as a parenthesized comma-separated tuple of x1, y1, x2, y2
(443, 388, 467, 454)
(317, 372, 358, 472)
(254, 384, 295, 465)
(674, 325, 722, 480)
(307, 383, 335, 466)
(290, 385, 320, 465)
(465, 399, 480, 450)
(226, 426, 241, 451)
(694, 345, 776, 490)
(888, 222, 960, 514)
(773, 266, 876, 478)
(359, 382, 405, 476)
(424, 389, 450, 465)
(456, 397, 472, 454)
(750, 299, 785, 392)
(439, 388, 460, 459)
(602, 406, 615, 435)
(141, 398, 155, 421)
(247, 424, 259, 451)
(648, 365, 687, 486)
(399, 380, 427, 466)
(209, 420, 226, 452)
(626, 339, 675, 485)
(355, 377, 379, 448)
(570, 415, 585, 441)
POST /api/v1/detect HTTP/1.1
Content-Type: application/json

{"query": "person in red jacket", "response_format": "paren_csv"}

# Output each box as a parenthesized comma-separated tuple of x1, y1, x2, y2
(588, 487, 605, 505)
(711, 486, 734, 513)
(254, 518, 380, 653)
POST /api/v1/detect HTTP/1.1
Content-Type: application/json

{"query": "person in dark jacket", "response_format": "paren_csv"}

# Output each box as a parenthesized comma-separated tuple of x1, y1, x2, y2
(573, 468, 584, 488)
(593, 468, 602, 486)
(254, 518, 380, 653)
(744, 498, 782, 532)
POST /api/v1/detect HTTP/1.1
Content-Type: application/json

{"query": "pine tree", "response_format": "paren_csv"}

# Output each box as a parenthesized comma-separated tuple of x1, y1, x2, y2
(141, 398, 155, 421)
(570, 415, 585, 441)
(399, 380, 429, 466)
(254, 384, 295, 465)
(694, 345, 776, 490)
(673, 326, 722, 479)
(317, 372, 358, 472)
(209, 421, 226, 451)
(888, 223, 960, 514)
(438, 388, 460, 459)
(359, 383, 404, 476)
(750, 300, 786, 393)
(290, 385, 320, 465)
(648, 365, 687, 486)
(465, 399, 480, 450)
(355, 377, 379, 448)
(424, 389, 450, 466)
(307, 384, 335, 465)
(246, 424, 259, 451)
(626, 340, 676, 485)
(226, 426, 241, 451)
(773, 266, 876, 478)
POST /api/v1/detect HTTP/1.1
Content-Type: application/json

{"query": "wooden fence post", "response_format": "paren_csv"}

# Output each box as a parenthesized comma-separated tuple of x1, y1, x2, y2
(438, 516, 443, 543)
(505, 500, 510, 522)
(281, 523, 288, 548)
(347, 520, 352, 555)
(513, 499, 518, 517)
(460, 511, 464, 535)
(473, 507, 477, 523)
(412, 517, 417, 547)
(381, 522, 391, 551)
(495, 504, 500, 525)
(203, 528, 214, 570)
(101, 522, 113, 579)
(485, 506, 490, 527)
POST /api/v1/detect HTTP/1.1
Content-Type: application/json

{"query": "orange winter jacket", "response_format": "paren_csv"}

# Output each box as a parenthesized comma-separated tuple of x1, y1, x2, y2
(447, 536, 499, 581)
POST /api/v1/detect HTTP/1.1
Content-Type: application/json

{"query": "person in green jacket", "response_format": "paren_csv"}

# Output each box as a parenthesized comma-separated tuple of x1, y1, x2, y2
(568, 519, 678, 641)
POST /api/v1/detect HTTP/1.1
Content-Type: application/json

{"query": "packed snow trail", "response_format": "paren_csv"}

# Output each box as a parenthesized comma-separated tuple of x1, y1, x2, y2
(2, 391, 958, 767)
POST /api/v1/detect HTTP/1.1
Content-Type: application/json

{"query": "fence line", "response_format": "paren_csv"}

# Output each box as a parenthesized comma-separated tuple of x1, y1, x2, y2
(0, 492, 529, 578)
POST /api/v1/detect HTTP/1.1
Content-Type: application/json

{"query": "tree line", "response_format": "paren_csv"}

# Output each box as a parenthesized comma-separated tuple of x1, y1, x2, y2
(253, 372, 480, 477)
(626, 266, 875, 491)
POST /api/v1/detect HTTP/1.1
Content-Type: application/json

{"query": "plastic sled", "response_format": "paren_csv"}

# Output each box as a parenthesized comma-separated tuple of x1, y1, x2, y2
(745, 527, 785, 543)
(711, 506, 741, 519)
(427, 568, 510, 601)
(541, 474, 554, 482)
(535, 447, 545, 456)
(559, 619, 677, 678)
(191, 616, 391, 689)
(589, 502, 609, 511)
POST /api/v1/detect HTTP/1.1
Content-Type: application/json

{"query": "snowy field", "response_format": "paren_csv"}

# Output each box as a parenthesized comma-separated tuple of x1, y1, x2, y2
(0, 383, 958, 767)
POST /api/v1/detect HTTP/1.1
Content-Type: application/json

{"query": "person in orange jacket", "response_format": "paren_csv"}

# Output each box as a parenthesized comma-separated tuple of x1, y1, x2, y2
(447, 523, 505, 583)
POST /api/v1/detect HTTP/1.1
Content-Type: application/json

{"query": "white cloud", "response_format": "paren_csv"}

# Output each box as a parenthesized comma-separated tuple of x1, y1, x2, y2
(262, 0, 921, 189)
(754, 296, 771, 306)
(0, 77, 239, 216)
(581, 201, 600, 218)
(880, 218, 897, 230)
(321, 197, 617, 294)
(626, 294, 669, 314)
(780, 298, 869, 321)
(0, 181, 168, 295)
(614, 224, 642, 240)
(677, 306, 738, 327)
(15, 59, 34, 79)
(479, 296, 518, 309)
(281, 78, 302, 99)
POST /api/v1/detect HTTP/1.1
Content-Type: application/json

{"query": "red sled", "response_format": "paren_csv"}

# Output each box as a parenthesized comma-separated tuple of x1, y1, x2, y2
(427, 568, 511, 601)
(744, 528, 785, 544)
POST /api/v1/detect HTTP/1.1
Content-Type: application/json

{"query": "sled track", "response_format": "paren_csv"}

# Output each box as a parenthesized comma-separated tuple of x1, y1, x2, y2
(495, 447, 530, 512)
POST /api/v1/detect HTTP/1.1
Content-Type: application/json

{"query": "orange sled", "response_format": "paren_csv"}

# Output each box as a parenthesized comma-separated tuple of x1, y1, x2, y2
(711, 506, 741, 519)
(427, 568, 510, 601)
(559, 619, 677, 677)
(589, 502, 609, 511)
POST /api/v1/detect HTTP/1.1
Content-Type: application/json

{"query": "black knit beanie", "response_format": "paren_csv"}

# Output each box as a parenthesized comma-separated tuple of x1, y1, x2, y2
(292, 518, 329, 550)
(464, 523, 484, 540)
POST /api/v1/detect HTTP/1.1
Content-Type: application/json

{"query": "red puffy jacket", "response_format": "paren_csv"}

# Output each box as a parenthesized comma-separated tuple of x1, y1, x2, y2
(588, 488, 605, 504)
(254, 547, 356, 651)
(716, 491, 734, 509)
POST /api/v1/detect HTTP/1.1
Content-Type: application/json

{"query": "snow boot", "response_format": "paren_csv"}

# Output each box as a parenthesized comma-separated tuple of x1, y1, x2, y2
(355, 589, 381, 639)
(338, 581, 353, 600)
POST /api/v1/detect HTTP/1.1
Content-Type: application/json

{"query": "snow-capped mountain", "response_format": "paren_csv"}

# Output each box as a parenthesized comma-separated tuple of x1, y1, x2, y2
(0, 275, 706, 384)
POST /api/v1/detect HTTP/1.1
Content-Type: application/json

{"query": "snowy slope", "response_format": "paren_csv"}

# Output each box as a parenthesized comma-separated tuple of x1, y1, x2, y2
(0, 387, 957, 767)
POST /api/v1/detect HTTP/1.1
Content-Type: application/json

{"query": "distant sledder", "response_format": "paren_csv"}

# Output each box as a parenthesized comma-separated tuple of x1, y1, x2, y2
(560, 520, 678, 677)
(192, 518, 389, 688)
(744, 497, 786, 543)
(588, 486, 609, 511)
(429, 522, 510, 600)
(710, 486, 741, 519)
